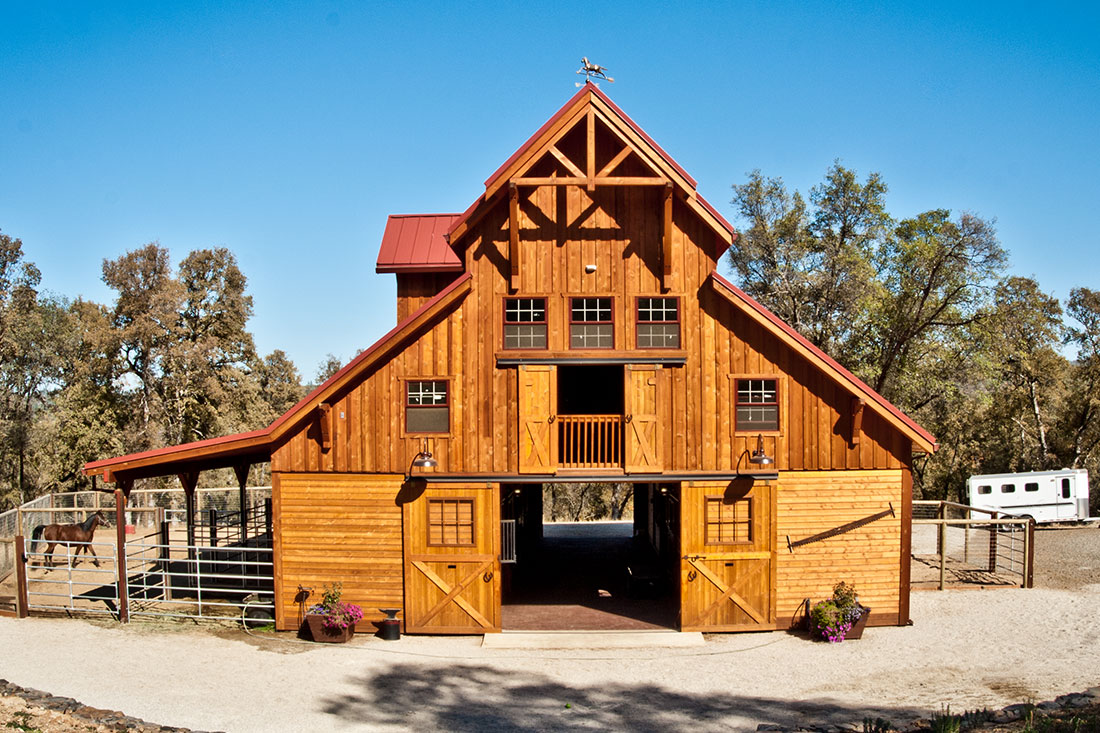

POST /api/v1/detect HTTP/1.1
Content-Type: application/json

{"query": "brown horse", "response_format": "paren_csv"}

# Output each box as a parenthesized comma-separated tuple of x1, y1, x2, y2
(30, 510, 110, 569)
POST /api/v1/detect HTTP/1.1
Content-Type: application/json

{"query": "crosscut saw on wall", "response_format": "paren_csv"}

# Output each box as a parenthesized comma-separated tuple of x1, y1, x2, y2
(786, 504, 895, 553)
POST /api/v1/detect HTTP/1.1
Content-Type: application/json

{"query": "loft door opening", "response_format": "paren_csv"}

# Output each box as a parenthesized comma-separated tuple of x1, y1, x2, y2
(557, 365, 624, 469)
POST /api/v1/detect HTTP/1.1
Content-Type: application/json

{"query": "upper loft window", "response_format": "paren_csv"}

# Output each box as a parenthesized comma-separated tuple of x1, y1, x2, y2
(637, 297, 680, 349)
(735, 378, 779, 432)
(504, 298, 547, 349)
(570, 297, 613, 349)
(406, 380, 449, 433)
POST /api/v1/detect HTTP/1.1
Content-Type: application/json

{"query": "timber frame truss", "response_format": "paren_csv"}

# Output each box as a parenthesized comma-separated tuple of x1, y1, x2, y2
(447, 86, 734, 294)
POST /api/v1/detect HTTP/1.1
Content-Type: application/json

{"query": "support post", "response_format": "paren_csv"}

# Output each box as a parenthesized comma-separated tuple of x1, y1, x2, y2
(1025, 518, 1035, 588)
(988, 512, 998, 572)
(159, 519, 171, 600)
(14, 535, 28, 618)
(234, 464, 250, 540)
(662, 183, 673, 290)
(179, 471, 199, 555)
(938, 519, 947, 591)
(508, 182, 520, 292)
(114, 489, 129, 623)
(265, 498, 273, 538)
(15, 508, 22, 537)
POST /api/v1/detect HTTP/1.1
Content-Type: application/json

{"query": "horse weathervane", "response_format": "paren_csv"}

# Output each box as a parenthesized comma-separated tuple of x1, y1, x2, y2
(576, 57, 614, 87)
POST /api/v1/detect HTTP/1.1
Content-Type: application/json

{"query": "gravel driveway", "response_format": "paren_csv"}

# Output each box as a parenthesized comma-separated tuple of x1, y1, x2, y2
(1, 527, 1097, 732)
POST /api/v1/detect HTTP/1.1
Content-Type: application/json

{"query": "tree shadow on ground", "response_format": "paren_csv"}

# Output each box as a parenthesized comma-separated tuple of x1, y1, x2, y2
(321, 662, 929, 731)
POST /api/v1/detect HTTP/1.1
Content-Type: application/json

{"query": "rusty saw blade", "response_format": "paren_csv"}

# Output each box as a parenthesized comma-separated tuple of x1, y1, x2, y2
(786, 503, 895, 553)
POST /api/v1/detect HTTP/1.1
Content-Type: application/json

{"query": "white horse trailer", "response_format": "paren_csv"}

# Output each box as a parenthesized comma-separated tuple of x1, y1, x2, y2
(968, 469, 1091, 524)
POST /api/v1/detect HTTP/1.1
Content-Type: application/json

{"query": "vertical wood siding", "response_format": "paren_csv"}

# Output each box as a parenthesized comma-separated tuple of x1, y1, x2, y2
(775, 469, 904, 627)
(271, 184, 911, 476)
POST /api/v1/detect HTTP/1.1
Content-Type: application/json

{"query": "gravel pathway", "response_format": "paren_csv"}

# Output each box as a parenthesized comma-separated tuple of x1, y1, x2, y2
(0, 527, 1096, 732)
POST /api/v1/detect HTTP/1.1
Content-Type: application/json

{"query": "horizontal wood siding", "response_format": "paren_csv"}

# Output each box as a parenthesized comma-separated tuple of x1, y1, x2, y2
(274, 473, 404, 631)
(775, 470, 904, 628)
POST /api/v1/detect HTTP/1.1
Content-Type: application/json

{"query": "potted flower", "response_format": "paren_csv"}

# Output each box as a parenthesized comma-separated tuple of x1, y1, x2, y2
(303, 583, 363, 643)
(808, 581, 870, 642)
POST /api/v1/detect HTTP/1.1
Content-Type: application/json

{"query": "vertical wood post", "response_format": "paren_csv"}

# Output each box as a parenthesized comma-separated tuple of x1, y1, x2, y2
(16, 508, 23, 537)
(114, 489, 129, 623)
(178, 472, 199, 556)
(265, 498, 273, 538)
(938, 519, 947, 590)
(234, 464, 250, 540)
(1025, 518, 1035, 588)
(508, 182, 520, 292)
(988, 512, 998, 572)
(159, 519, 172, 600)
(14, 536, 28, 618)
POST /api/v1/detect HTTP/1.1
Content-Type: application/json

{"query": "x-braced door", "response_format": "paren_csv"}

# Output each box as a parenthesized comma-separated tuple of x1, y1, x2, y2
(403, 483, 501, 634)
(519, 364, 557, 474)
(624, 365, 662, 473)
(680, 480, 776, 631)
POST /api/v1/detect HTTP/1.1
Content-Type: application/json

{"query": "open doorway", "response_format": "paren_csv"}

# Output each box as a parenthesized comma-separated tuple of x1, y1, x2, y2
(500, 482, 681, 630)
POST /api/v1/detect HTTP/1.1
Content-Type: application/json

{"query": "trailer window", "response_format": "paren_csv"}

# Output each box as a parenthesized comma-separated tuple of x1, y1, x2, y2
(1001, 484, 1015, 493)
(1062, 478, 1071, 499)
(1024, 482, 1039, 492)
(977, 485, 992, 495)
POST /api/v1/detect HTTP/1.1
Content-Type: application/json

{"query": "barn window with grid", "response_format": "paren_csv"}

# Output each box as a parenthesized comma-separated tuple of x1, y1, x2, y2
(705, 496, 753, 544)
(569, 297, 613, 349)
(735, 378, 779, 432)
(406, 380, 449, 433)
(504, 298, 547, 349)
(427, 498, 474, 546)
(636, 297, 680, 348)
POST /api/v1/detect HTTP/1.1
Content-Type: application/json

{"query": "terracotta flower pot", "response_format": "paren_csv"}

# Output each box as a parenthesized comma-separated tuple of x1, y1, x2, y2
(304, 614, 355, 643)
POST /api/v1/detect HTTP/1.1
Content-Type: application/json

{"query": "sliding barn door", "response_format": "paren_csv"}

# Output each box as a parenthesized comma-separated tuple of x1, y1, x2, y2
(518, 364, 557, 474)
(403, 483, 501, 634)
(680, 480, 776, 632)
(624, 365, 661, 473)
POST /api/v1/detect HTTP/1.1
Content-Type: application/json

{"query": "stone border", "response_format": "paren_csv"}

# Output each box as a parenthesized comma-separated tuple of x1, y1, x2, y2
(0, 679, 220, 733)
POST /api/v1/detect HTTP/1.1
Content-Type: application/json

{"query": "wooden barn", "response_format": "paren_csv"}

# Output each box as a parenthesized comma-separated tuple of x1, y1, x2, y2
(84, 83, 936, 635)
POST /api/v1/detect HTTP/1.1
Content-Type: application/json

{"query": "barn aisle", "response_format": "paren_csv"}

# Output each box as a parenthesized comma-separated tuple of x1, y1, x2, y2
(501, 522, 678, 631)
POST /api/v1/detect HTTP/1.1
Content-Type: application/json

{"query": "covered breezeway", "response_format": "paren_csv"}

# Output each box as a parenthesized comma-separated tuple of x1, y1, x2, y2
(499, 482, 681, 631)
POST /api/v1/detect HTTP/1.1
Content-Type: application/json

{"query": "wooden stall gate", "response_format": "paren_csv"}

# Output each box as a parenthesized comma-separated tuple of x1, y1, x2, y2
(680, 479, 777, 632)
(402, 482, 501, 634)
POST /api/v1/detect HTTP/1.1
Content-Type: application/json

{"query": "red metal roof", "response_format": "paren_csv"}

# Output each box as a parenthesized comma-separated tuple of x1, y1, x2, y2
(375, 214, 463, 273)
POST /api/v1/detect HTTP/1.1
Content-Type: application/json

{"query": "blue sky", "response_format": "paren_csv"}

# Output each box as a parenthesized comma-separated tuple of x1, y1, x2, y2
(2, 1, 1097, 378)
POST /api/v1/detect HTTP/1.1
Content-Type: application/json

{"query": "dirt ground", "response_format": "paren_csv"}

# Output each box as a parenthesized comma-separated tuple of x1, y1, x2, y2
(1, 525, 1098, 732)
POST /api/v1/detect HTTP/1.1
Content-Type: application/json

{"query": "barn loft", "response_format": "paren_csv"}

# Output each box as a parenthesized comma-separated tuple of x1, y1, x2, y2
(85, 83, 936, 635)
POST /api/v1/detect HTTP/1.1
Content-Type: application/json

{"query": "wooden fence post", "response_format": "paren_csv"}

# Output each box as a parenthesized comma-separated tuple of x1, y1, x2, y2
(1025, 518, 1035, 588)
(114, 489, 129, 623)
(14, 536, 28, 618)
(938, 519, 947, 590)
(988, 511, 998, 572)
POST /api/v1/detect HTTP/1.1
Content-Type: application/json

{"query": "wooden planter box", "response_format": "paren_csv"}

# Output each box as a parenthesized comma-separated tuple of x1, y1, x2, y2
(845, 607, 871, 640)
(304, 614, 355, 643)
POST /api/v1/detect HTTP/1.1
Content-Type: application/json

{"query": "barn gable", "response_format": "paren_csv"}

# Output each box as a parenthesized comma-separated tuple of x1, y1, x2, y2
(83, 84, 936, 638)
